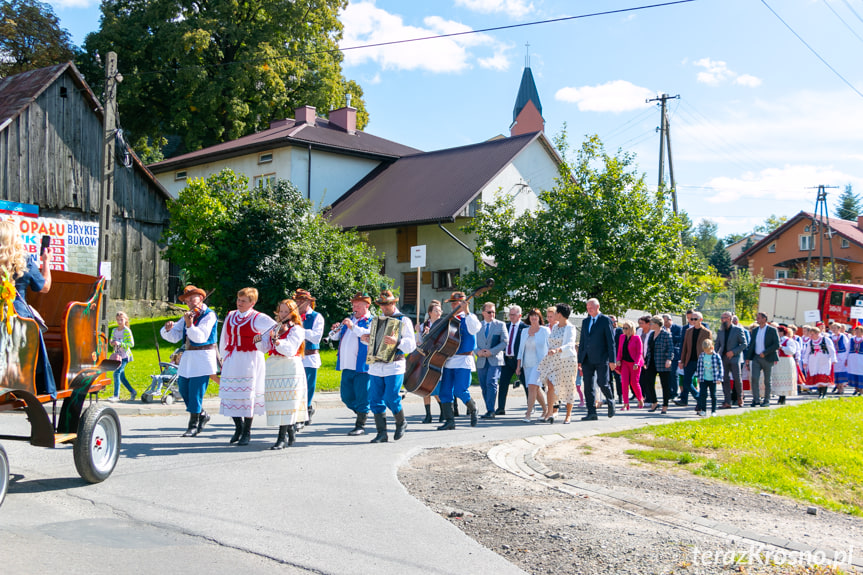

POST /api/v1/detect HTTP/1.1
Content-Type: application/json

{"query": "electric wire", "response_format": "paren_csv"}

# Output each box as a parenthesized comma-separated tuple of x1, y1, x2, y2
(760, 0, 863, 99)
(840, 0, 863, 25)
(821, 0, 863, 45)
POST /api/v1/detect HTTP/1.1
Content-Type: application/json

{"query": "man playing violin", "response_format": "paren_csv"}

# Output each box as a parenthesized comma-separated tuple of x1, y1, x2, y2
(437, 291, 481, 430)
(161, 285, 219, 437)
(328, 292, 374, 436)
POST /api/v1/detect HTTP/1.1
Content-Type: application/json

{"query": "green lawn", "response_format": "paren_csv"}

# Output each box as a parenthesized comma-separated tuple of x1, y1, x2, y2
(98, 315, 341, 399)
(607, 398, 863, 516)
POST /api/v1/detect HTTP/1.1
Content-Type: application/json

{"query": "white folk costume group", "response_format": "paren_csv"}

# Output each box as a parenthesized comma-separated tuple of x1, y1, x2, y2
(162, 283, 861, 447)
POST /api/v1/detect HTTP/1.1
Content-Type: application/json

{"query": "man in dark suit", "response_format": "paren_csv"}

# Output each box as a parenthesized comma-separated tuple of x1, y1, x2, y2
(578, 298, 617, 421)
(715, 311, 747, 408)
(610, 315, 623, 403)
(497, 305, 527, 415)
(745, 312, 780, 407)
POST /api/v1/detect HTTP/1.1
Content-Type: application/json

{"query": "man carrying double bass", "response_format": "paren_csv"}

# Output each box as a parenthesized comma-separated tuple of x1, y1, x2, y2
(360, 290, 416, 443)
(438, 291, 482, 430)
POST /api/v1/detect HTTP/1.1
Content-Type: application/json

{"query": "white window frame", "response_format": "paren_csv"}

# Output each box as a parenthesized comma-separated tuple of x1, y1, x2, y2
(258, 152, 273, 164)
(841, 238, 850, 249)
(253, 173, 276, 188)
(174, 170, 187, 181)
(799, 234, 814, 251)
(768, 243, 776, 253)
(775, 269, 789, 279)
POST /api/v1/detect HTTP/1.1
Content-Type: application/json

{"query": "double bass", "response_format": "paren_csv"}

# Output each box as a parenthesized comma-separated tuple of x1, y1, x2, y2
(403, 279, 494, 396)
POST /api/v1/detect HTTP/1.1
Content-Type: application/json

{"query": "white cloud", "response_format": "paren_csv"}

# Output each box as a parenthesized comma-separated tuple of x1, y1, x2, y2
(340, 1, 510, 73)
(735, 74, 762, 87)
(454, 0, 535, 18)
(554, 80, 654, 113)
(701, 165, 861, 204)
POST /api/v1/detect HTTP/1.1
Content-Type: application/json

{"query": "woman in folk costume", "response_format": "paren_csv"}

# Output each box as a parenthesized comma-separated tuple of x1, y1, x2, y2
(830, 323, 850, 395)
(804, 326, 836, 399)
(219, 287, 276, 445)
(845, 326, 863, 396)
(257, 298, 307, 450)
(772, 325, 798, 405)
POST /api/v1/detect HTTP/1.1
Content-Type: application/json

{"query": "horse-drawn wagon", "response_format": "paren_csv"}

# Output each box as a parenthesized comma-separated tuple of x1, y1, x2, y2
(0, 270, 121, 506)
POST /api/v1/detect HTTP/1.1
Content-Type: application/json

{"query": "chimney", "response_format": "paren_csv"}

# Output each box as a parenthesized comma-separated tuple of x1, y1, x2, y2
(858, 215, 863, 231)
(294, 105, 317, 126)
(329, 105, 356, 135)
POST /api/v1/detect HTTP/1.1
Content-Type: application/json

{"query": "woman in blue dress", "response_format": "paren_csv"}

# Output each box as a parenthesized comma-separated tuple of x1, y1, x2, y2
(0, 220, 55, 397)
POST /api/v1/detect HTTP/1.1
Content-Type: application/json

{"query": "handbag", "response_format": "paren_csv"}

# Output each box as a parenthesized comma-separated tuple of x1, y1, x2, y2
(109, 352, 123, 361)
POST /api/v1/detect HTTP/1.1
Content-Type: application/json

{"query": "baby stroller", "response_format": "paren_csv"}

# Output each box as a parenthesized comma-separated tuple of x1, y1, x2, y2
(141, 347, 184, 405)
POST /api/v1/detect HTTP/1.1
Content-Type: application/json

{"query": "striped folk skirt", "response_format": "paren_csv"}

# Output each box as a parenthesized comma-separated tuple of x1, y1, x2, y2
(264, 354, 309, 426)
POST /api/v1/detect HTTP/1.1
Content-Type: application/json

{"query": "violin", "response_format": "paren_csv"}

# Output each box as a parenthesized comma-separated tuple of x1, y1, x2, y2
(403, 279, 494, 396)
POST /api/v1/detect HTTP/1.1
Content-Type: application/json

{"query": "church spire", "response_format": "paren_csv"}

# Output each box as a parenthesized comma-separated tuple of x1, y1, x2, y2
(510, 42, 544, 136)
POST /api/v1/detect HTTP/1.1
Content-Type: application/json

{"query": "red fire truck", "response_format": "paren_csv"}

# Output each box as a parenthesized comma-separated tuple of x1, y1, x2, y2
(758, 279, 863, 326)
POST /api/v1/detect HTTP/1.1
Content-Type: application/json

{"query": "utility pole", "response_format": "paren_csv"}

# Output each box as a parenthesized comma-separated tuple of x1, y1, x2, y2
(805, 184, 840, 281)
(646, 93, 680, 214)
(97, 51, 119, 334)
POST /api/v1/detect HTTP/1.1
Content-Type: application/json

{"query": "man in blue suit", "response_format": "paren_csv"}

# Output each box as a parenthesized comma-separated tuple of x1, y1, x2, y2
(475, 302, 509, 419)
(497, 305, 527, 415)
(715, 311, 747, 408)
(745, 312, 780, 407)
(578, 298, 617, 421)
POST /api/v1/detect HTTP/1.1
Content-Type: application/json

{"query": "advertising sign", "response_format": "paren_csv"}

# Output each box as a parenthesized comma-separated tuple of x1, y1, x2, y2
(7, 215, 99, 274)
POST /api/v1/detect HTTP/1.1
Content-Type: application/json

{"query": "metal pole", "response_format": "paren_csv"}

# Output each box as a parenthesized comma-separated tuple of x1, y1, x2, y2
(97, 51, 117, 335)
(657, 94, 666, 192)
(665, 105, 677, 215)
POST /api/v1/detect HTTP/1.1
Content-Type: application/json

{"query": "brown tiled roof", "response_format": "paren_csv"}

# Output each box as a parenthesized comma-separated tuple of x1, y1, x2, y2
(148, 116, 422, 172)
(326, 132, 551, 230)
(0, 62, 102, 128)
(734, 211, 863, 265)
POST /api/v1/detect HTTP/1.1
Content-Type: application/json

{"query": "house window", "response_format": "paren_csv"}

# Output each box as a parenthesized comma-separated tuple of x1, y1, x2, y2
(253, 173, 276, 188)
(804, 225, 810, 232)
(775, 269, 789, 279)
(432, 269, 459, 290)
(768, 243, 776, 253)
(799, 235, 814, 251)
(258, 152, 273, 164)
(841, 238, 850, 249)
(396, 226, 417, 263)
(175, 171, 187, 181)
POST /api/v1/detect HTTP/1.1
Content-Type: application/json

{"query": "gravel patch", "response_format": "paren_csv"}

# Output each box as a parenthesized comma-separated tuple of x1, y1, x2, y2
(400, 438, 863, 575)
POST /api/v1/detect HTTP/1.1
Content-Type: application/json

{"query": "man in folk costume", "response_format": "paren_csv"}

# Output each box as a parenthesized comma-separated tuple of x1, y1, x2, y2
(438, 291, 482, 430)
(328, 292, 374, 436)
(161, 285, 219, 437)
(294, 289, 325, 425)
(360, 290, 416, 443)
(219, 287, 277, 446)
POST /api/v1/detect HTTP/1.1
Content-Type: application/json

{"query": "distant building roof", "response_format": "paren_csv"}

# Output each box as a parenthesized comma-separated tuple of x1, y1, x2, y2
(327, 132, 553, 231)
(149, 115, 422, 173)
(512, 66, 542, 124)
(726, 233, 766, 261)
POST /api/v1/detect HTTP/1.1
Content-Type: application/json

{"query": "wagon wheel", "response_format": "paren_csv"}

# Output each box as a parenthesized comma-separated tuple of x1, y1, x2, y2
(73, 405, 121, 483)
(0, 444, 8, 507)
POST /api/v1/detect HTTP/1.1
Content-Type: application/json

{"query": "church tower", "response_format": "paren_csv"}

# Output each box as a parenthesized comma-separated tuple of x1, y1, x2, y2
(510, 45, 544, 136)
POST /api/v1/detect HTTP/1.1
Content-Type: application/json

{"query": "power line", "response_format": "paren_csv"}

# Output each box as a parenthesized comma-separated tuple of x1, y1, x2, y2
(134, 0, 698, 78)
(760, 0, 863, 99)
(840, 0, 863, 25)
(822, 0, 863, 45)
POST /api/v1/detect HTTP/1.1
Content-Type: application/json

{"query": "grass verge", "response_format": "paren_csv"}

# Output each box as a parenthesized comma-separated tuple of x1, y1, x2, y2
(607, 398, 863, 516)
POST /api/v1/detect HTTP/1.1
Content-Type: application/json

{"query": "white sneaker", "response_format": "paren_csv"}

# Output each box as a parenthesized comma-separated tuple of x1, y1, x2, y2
(107, 396, 120, 402)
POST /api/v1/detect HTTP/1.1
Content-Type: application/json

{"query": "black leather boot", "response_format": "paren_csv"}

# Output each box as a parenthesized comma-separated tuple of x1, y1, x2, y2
(437, 403, 456, 430)
(394, 410, 407, 440)
(182, 413, 199, 437)
(453, 400, 460, 417)
(370, 413, 388, 443)
(196, 410, 211, 434)
(230, 417, 243, 443)
(271, 425, 289, 450)
(422, 404, 432, 424)
(466, 399, 478, 427)
(306, 404, 315, 426)
(348, 412, 367, 436)
(238, 417, 253, 446)
(287, 425, 295, 446)
(437, 400, 444, 423)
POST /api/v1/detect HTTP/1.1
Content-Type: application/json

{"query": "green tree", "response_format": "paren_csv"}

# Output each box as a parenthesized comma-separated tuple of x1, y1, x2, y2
(834, 184, 861, 221)
(0, 0, 77, 78)
(709, 238, 734, 277)
(754, 214, 788, 234)
(461, 133, 708, 315)
(163, 169, 388, 320)
(694, 219, 719, 261)
(727, 268, 762, 322)
(79, 0, 368, 155)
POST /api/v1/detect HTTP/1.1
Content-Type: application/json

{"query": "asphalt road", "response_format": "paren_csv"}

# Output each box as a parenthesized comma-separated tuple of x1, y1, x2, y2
(0, 390, 723, 575)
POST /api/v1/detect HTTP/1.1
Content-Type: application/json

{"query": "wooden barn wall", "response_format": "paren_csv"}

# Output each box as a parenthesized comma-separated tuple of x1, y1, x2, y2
(0, 69, 173, 303)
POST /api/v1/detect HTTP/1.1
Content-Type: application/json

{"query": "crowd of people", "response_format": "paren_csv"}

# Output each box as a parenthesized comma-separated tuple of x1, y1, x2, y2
(150, 283, 857, 448)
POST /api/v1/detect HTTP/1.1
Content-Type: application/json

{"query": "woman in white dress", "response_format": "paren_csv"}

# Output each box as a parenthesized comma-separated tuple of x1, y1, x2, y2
(772, 325, 798, 404)
(258, 299, 307, 450)
(517, 308, 550, 422)
(219, 287, 276, 446)
(804, 326, 837, 399)
(537, 304, 578, 424)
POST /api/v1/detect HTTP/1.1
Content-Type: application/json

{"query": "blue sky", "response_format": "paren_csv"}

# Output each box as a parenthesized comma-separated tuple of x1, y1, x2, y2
(51, 0, 863, 238)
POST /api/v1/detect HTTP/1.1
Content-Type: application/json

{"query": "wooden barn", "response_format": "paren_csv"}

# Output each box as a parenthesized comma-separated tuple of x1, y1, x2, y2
(0, 62, 176, 314)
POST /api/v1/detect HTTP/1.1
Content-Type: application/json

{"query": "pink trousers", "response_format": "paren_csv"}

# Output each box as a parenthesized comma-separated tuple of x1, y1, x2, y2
(620, 361, 643, 405)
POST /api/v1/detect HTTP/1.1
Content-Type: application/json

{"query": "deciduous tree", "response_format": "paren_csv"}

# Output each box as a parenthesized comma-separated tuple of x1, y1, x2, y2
(0, 0, 77, 78)
(79, 0, 367, 156)
(462, 133, 708, 315)
(163, 169, 388, 320)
